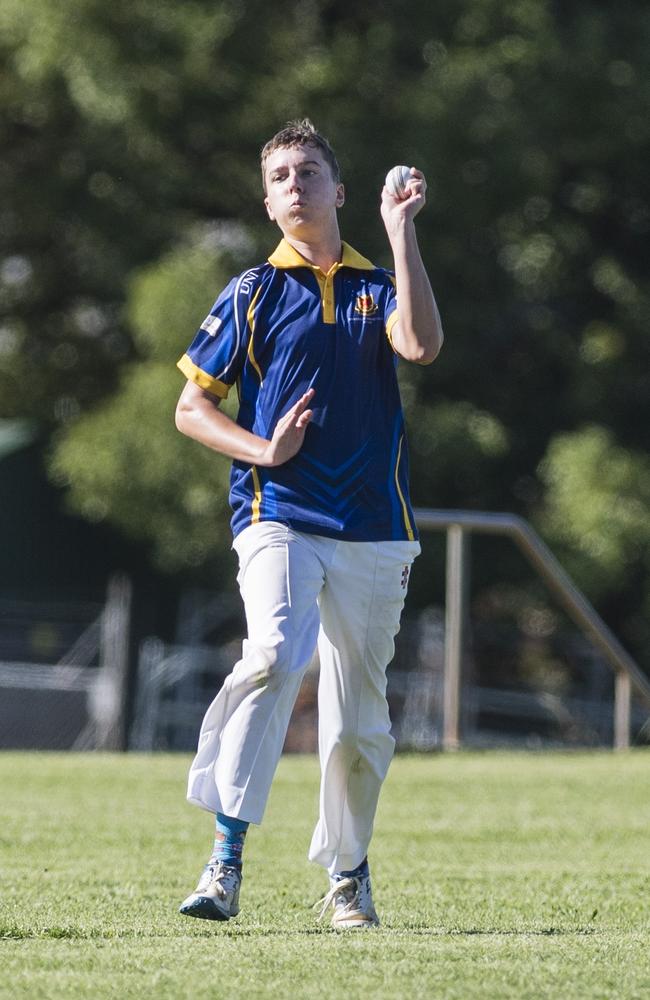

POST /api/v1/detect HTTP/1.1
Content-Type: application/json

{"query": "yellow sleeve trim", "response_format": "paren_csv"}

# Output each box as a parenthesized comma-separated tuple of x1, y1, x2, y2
(177, 354, 230, 399)
(386, 310, 400, 351)
(386, 315, 436, 365)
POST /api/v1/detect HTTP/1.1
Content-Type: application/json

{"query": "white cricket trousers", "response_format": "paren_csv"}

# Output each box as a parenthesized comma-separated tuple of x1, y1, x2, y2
(187, 521, 420, 875)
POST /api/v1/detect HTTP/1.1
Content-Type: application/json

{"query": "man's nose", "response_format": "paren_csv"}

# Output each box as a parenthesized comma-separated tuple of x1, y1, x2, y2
(288, 171, 303, 192)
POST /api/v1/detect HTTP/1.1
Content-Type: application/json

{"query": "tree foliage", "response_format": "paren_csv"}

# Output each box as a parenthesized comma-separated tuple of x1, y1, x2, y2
(49, 236, 242, 570)
(539, 428, 650, 597)
(2, 0, 649, 657)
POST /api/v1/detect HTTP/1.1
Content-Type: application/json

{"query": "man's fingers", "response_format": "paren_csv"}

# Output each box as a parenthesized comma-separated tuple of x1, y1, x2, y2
(296, 409, 313, 429)
(295, 388, 315, 409)
(266, 399, 313, 467)
(283, 389, 315, 424)
(273, 392, 314, 442)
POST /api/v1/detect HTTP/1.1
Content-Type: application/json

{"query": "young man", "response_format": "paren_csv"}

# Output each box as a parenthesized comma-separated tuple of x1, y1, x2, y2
(175, 120, 443, 929)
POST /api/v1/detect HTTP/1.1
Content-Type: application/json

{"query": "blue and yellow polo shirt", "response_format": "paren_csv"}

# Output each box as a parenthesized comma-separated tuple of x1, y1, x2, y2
(178, 239, 418, 542)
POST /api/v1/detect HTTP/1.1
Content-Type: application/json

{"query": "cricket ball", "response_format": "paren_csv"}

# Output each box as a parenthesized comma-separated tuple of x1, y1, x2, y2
(385, 165, 413, 200)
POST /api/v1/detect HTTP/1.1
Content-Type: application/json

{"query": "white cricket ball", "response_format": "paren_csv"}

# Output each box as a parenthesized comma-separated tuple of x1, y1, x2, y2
(385, 164, 412, 200)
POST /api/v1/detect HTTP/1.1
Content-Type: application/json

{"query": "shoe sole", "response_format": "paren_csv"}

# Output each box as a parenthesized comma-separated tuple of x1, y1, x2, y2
(331, 916, 380, 930)
(179, 895, 233, 921)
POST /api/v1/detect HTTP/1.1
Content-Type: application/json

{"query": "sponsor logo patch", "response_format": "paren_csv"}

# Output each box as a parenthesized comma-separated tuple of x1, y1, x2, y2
(200, 313, 223, 337)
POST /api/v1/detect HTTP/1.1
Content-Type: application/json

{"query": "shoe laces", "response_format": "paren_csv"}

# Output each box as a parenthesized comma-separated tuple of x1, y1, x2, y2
(314, 876, 360, 921)
(198, 862, 241, 900)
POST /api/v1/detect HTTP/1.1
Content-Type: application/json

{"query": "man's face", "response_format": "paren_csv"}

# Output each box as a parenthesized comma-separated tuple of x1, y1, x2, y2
(263, 144, 344, 237)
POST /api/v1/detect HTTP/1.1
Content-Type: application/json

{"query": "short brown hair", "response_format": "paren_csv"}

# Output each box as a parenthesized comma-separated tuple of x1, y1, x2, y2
(260, 118, 341, 192)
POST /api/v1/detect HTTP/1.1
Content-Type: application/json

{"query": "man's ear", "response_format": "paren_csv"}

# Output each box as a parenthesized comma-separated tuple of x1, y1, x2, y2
(336, 183, 345, 208)
(264, 197, 276, 221)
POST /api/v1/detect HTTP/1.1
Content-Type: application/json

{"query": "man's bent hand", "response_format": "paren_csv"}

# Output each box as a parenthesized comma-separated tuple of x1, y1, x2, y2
(259, 389, 315, 467)
(175, 381, 314, 467)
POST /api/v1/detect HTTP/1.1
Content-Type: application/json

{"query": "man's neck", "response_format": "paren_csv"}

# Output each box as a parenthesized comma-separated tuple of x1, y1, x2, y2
(282, 230, 342, 273)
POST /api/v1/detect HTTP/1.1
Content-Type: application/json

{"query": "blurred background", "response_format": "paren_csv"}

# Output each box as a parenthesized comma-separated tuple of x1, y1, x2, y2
(1, 0, 649, 753)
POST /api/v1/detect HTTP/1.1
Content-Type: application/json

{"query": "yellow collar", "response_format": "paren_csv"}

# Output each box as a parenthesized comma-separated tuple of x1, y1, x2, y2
(268, 239, 375, 272)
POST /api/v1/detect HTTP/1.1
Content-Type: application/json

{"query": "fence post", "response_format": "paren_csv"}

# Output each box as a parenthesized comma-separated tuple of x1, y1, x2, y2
(94, 573, 133, 751)
(130, 637, 166, 751)
(614, 670, 631, 750)
(443, 525, 470, 750)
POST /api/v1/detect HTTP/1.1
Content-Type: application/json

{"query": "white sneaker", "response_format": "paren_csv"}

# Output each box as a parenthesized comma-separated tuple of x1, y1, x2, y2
(315, 873, 380, 929)
(179, 862, 242, 921)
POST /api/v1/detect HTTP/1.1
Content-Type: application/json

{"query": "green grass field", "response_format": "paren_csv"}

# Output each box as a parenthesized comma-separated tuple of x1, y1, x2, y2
(1, 751, 649, 999)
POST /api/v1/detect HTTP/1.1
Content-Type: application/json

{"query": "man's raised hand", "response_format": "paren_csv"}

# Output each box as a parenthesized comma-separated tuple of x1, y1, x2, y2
(259, 389, 315, 467)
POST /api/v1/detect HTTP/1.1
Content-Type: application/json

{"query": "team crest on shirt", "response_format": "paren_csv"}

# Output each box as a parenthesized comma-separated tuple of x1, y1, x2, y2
(354, 293, 379, 316)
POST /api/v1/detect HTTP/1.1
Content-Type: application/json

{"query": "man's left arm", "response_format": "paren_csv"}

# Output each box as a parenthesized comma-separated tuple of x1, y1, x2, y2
(381, 168, 444, 365)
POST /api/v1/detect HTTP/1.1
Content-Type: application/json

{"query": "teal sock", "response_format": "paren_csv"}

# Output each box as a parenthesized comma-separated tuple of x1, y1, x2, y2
(210, 813, 249, 870)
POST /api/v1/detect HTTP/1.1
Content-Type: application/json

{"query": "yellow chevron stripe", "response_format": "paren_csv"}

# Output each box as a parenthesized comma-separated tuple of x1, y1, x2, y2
(251, 465, 262, 523)
(394, 434, 415, 541)
(246, 286, 264, 382)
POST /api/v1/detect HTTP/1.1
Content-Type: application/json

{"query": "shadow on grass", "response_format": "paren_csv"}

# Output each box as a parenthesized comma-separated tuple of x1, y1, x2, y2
(0, 923, 329, 941)
(395, 925, 600, 937)
(2, 923, 602, 941)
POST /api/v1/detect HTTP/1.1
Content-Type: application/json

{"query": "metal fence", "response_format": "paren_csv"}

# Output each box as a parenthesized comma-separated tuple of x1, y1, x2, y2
(2, 513, 649, 753)
(416, 509, 650, 750)
(0, 575, 131, 750)
(128, 511, 650, 752)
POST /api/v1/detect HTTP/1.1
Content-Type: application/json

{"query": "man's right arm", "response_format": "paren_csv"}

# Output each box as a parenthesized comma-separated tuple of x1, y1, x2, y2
(175, 380, 314, 469)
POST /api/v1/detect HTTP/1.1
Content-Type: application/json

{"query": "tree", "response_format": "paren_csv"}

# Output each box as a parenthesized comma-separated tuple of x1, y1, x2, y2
(2, 0, 649, 664)
(539, 426, 650, 632)
(49, 235, 240, 571)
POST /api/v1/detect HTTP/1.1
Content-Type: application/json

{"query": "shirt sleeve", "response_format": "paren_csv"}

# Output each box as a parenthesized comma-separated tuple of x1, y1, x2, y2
(177, 269, 259, 398)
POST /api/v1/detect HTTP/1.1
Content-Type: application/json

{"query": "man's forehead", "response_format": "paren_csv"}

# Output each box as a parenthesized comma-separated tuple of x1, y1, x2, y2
(265, 144, 327, 173)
